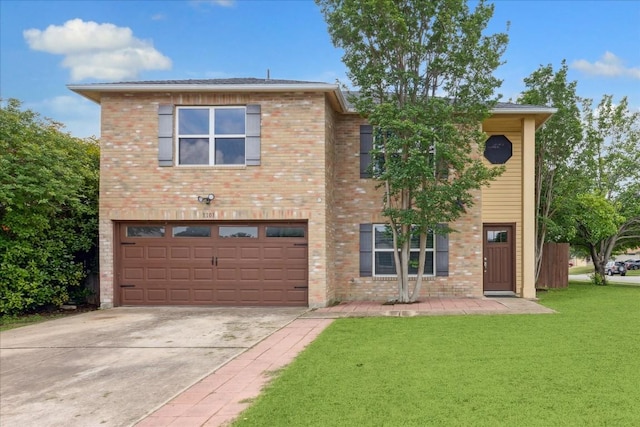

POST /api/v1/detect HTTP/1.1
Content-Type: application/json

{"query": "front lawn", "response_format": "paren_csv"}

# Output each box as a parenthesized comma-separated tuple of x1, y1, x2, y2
(568, 265, 594, 275)
(234, 283, 640, 426)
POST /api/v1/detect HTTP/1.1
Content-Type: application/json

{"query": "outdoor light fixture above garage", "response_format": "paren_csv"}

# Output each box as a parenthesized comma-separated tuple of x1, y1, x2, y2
(197, 194, 215, 204)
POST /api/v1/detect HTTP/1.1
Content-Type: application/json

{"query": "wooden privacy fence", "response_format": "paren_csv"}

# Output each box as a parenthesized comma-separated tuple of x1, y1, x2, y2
(536, 242, 569, 289)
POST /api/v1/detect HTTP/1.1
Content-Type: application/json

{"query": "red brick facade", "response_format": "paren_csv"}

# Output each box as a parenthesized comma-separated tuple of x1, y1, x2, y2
(70, 80, 552, 308)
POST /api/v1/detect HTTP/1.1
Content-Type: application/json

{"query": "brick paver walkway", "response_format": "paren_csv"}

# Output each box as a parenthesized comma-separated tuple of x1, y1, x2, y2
(135, 298, 553, 426)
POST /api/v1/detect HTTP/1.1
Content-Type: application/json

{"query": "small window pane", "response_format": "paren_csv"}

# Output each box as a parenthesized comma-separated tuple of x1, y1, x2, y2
(410, 231, 434, 249)
(179, 138, 209, 165)
(215, 138, 245, 165)
(219, 226, 258, 238)
(374, 225, 393, 249)
(375, 252, 396, 275)
(179, 109, 209, 134)
(487, 230, 508, 243)
(215, 108, 245, 134)
(408, 251, 434, 275)
(172, 226, 211, 237)
(127, 226, 165, 237)
(266, 227, 305, 238)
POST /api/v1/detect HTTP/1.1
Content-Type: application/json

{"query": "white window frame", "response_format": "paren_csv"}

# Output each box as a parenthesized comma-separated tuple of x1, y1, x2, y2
(372, 224, 435, 277)
(175, 106, 246, 166)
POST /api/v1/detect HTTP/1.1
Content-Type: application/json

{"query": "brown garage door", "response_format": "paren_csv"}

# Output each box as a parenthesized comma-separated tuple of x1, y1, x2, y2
(117, 222, 308, 306)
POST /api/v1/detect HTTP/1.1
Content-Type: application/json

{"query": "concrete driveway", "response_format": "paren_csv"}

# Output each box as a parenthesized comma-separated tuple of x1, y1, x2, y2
(0, 306, 307, 427)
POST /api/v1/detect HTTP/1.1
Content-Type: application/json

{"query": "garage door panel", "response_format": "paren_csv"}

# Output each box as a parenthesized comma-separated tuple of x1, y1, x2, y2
(170, 247, 190, 259)
(193, 289, 214, 301)
(216, 289, 238, 302)
(239, 289, 260, 303)
(194, 247, 213, 259)
(217, 268, 237, 280)
(123, 247, 144, 259)
(287, 289, 308, 302)
(240, 247, 260, 259)
(170, 289, 190, 302)
(217, 247, 238, 258)
(122, 288, 144, 302)
(286, 247, 307, 260)
(123, 268, 144, 280)
(119, 222, 307, 306)
(194, 268, 213, 280)
(148, 247, 168, 259)
(240, 269, 260, 280)
(263, 268, 285, 280)
(147, 289, 167, 301)
(264, 247, 283, 259)
(170, 268, 190, 280)
(148, 268, 167, 280)
(287, 268, 307, 280)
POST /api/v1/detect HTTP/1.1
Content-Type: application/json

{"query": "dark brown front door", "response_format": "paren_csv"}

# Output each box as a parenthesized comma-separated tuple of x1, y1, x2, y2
(483, 224, 515, 293)
(116, 222, 308, 306)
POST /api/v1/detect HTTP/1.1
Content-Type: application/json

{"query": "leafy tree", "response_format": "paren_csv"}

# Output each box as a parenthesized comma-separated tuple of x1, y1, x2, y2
(556, 96, 640, 282)
(317, 0, 507, 302)
(0, 99, 99, 315)
(517, 61, 583, 284)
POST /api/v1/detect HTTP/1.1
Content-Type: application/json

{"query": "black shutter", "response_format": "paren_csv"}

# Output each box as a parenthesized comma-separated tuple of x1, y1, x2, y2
(435, 226, 449, 277)
(360, 124, 373, 178)
(246, 104, 261, 166)
(158, 105, 173, 167)
(359, 223, 373, 276)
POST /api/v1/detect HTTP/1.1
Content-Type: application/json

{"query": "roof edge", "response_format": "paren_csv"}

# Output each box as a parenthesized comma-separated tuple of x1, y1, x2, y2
(67, 82, 349, 110)
(490, 106, 557, 115)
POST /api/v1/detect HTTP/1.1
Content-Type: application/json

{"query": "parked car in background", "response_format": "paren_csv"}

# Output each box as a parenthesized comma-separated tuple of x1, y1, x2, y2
(626, 259, 640, 270)
(605, 261, 627, 276)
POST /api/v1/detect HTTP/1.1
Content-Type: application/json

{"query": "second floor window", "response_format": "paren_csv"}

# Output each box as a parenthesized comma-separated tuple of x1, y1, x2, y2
(177, 106, 246, 165)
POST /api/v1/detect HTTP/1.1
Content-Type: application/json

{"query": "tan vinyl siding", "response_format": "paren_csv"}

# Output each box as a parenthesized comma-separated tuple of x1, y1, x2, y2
(482, 122, 524, 293)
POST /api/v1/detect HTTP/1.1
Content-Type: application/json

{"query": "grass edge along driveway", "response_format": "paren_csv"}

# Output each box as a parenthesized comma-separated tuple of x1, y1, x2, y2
(233, 283, 640, 427)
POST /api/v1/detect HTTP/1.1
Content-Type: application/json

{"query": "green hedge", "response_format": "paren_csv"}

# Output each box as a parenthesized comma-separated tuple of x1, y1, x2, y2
(0, 99, 99, 315)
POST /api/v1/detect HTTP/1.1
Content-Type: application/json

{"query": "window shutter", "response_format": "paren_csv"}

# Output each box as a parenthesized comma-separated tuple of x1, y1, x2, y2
(360, 124, 373, 178)
(359, 223, 373, 277)
(245, 104, 261, 166)
(435, 226, 449, 277)
(158, 105, 173, 167)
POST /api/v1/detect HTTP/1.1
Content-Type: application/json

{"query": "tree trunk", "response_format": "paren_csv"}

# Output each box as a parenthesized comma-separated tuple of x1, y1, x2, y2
(410, 231, 428, 302)
(589, 244, 607, 284)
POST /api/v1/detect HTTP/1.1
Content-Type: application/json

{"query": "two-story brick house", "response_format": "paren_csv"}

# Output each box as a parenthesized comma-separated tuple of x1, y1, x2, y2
(69, 78, 554, 309)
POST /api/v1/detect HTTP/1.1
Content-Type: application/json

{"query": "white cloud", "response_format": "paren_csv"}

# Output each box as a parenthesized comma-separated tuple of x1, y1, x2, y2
(572, 51, 640, 79)
(23, 19, 171, 81)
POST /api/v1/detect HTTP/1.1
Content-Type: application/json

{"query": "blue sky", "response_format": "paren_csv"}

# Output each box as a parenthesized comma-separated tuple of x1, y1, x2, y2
(1, 0, 639, 138)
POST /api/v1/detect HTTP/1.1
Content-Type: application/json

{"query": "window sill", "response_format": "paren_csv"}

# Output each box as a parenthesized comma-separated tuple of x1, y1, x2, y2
(371, 276, 436, 281)
(175, 165, 248, 169)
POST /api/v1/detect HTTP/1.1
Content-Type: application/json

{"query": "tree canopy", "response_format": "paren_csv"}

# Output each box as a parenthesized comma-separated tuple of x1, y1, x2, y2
(0, 99, 99, 315)
(517, 61, 583, 283)
(565, 96, 640, 281)
(317, 0, 508, 301)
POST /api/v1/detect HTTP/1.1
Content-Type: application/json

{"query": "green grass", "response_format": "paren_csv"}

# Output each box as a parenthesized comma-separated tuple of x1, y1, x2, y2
(0, 313, 67, 331)
(568, 265, 594, 275)
(234, 283, 640, 427)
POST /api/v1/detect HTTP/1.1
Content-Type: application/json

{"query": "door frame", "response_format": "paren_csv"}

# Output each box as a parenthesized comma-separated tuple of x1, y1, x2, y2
(482, 222, 516, 295)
